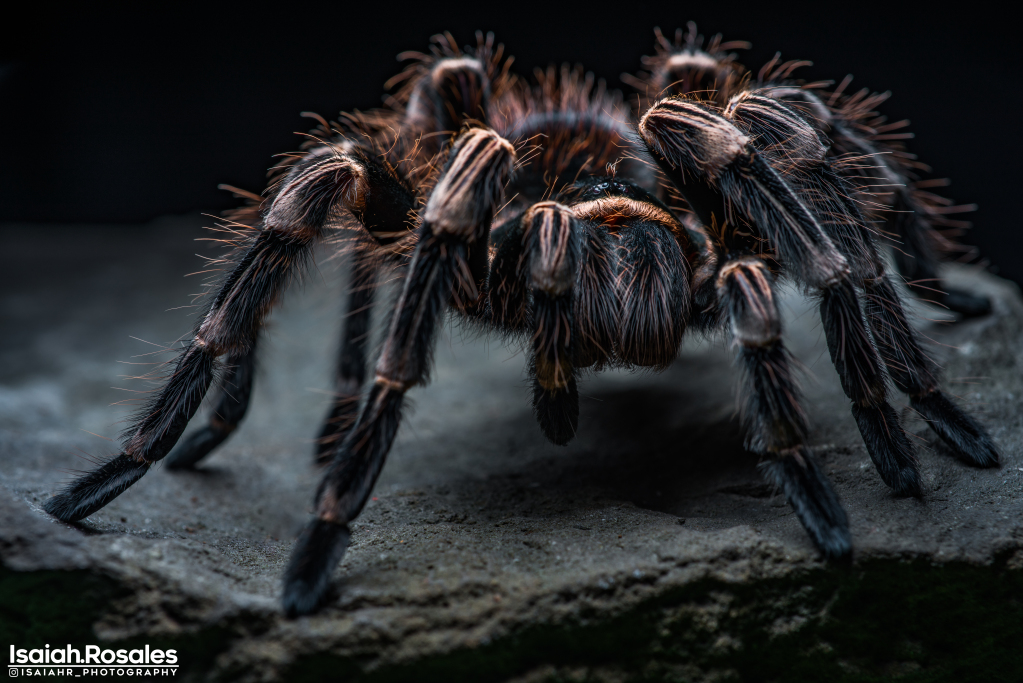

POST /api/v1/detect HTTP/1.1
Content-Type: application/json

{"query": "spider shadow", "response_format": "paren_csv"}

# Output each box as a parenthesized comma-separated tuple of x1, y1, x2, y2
(440, 355, 776, 526)
(568, 384, 763, 515)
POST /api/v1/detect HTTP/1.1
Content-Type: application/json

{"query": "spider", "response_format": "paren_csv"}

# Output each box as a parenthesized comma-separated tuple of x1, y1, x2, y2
(45, 26, 1001, 617)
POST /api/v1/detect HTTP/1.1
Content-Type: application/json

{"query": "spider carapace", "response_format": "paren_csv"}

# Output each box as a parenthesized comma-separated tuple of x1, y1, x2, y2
(45, 26, 1000, 616)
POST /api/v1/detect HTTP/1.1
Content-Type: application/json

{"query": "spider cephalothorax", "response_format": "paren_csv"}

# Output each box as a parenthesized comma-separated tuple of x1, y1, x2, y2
(45, 27, 1000, 617)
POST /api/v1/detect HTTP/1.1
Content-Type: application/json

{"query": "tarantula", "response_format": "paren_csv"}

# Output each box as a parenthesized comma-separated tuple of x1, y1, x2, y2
(45, 26, 1000, 617)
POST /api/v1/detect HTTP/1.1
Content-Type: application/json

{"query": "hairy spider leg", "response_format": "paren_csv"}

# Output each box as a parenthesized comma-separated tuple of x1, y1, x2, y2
(313, 249, 380, 465)
(168, 48, 496, 471)
(628, 28, 990, 320)
(481, 201, 587, 445)
(638, 97, 870, 556)
(282, 127, 516, 617)
(623, 24, 750, 110)
(820, 170, 999, 467)
(522, 202, 584, 444)
(43, 145, 412, 523)
(175, 148, 414, 470)
(400, 35, 496, 154)
(716, 93, 921, 496)
(844, 208, 1000, 467)
(764, 86, 991, 318)
(487, 205, 605, 444)
(726, 91, 999, 470)
(863, 275, 1000, 466)
(722, 258, 851, 557)
(820, 280, 923, 495)
(164, 337, 259, 469)
(833, 113, 990, 317)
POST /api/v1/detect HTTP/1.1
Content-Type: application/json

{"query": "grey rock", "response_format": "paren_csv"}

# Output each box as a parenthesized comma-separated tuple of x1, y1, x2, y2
(1, 219, 1021, 681)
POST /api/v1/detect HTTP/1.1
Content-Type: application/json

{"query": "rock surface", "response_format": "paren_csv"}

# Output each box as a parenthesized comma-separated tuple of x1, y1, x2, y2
(1, 219, 1021, 682)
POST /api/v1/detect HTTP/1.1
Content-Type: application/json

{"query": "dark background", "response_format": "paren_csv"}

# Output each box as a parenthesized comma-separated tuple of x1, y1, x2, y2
(2, 5, 1019, 284)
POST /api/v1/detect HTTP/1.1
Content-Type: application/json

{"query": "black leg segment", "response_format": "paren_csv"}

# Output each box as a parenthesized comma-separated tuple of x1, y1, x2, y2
(404, 47, 492, 142)
(282, 128, 516, 616)
(165, 337, 259, 469)
(759, 450, 851, 560)
(43, 454, 151, 523)
(718, 257, 851, 560)
(314, 255, 378, 465)
(282, 520, 351, 618)
(44, 142, 415, 522)
(911, 391, 1000, 467)
(524, 202, 583, 445)
(862, 276, 937, 397)
(820, 280, 921, 496)
(284, 234, 460, 617)
(862, 277, 999, 467)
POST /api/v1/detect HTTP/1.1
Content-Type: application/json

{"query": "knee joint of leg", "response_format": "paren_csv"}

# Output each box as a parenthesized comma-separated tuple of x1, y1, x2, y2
(195, 323, 253, 357)
(373, 374, 413, 393)
(718, 258, 781, 347)
(525, 202, 580, 296)
(188, 335, 235, 365)
(423, 128, 516, 237)
(639, 99, 749, 180)
(406, 56, 490, 131)
(265, 146, 369, 238)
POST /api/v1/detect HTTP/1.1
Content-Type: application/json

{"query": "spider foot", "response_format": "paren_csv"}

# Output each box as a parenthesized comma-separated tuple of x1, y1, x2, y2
(760, 450, 851, 561)
(911, 390, 1000, 467)
(164, 427, 228, 470)
(852, 404, 923, 497)
(532, 377, 579, 446)
(282, 519, 351, 618)
(43, 454, 151, 522)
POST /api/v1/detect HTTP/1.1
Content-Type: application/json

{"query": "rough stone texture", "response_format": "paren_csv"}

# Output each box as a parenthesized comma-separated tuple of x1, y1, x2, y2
(1, 219, 1021, 681)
